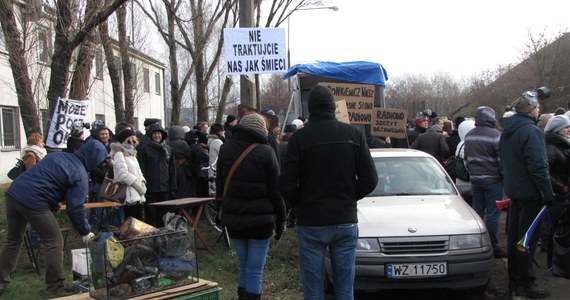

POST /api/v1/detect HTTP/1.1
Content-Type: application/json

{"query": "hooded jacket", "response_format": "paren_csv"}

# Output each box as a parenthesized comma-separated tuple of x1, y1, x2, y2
(464, 107, 502, 185)
(137, 123, 176, 193)
(545, 132, 570, 201)
(215, 125, 286, 239)
(6, 139, 108, 235)
(110, 142, 147, 204)
(168, 126, 195, 198)
(499, 114, 554, 203)
(279, 85, 378, 226)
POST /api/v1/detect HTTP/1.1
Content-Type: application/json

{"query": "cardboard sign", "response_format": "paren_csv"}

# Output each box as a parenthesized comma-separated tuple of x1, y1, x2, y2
(318, 82, 375, 125)
(224, 28, 287, 75)
(335, 100, 350, 124)
(371, 108, 408, 139)
(46, 98, 89, 149)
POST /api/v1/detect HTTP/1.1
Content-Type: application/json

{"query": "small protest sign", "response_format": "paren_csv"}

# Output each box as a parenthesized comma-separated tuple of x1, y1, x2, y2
(370, 108, 408, 139)
(46, 98, 89, 149)
(318, 82, 375, 125)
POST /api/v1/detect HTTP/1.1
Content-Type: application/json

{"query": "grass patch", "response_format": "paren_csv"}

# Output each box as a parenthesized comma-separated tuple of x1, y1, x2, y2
(0, 188, 302, 299)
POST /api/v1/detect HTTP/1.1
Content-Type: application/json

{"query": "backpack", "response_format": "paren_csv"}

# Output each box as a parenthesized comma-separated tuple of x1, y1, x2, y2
(7, 158, 26, 180)
(443, 144, 470, 181)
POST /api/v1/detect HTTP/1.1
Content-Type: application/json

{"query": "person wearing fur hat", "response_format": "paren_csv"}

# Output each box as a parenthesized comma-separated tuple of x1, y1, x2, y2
(216, 113, 286, 300)
(544, 114, 570, 272)
(464, 106, 506, 258)
(280, 85, 378, 300)
(137, 123, 177, 227)
(110, 130, 147, 221)
(499, 90, 554, 298)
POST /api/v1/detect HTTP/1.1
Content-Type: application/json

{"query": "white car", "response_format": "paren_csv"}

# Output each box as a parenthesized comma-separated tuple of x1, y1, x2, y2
(325, 149, 492, 293)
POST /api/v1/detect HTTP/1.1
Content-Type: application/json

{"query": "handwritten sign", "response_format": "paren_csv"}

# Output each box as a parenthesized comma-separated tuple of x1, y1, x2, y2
(370, 108, 408, 139)
(224, 28, 287, 75)
(46, 98, 89, 149)
(318, 82, 375, 125)
(335, 100, 350, 124)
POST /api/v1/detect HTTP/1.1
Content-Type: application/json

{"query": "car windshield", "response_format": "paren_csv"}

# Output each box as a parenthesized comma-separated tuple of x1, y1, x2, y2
(368, 156, 456, 197)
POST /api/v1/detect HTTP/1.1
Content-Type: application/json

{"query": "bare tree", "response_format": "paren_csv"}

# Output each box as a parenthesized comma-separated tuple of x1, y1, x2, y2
(68, 0, 102, 101)
(0, 0, 39, 136)
(117, 3, 135, 124)
(46, 0, 129, 135)
(260, 73, 288, 111)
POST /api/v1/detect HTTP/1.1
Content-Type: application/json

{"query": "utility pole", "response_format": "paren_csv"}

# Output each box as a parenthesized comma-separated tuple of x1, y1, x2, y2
(239, 0, 256, 108)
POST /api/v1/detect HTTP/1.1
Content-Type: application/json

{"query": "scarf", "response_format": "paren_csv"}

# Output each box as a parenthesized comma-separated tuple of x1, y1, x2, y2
(21, 145, 47, 160)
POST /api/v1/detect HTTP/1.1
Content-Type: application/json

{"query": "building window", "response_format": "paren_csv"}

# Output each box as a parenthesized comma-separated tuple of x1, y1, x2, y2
(143, 68, 149, 92)
(1, 106, 20, 149)
(38, 27, 51, 63)
(95, 114, 105, 125)
(155, 72, 161, 95)
(130, 63, 137, 90)
(94, 50, 103, 79)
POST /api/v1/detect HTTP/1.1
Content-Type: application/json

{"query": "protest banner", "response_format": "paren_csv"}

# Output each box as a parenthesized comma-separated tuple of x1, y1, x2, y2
(224, 28, 287, 75)
(370, 108, 408, 139)
(46, 98, 89, 149)
(318, 82, 375, 125)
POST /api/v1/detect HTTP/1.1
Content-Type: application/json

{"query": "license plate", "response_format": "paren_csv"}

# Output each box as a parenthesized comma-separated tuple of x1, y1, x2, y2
(386, 262, 447, 278)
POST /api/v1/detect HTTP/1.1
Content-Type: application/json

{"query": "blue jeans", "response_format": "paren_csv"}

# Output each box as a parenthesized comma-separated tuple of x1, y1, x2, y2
(472, 182, 503, 249)
(230, 237, 271, 294)
(297, 224, 358, 300)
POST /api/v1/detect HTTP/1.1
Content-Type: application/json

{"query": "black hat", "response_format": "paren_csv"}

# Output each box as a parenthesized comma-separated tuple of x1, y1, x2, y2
(284, 124, 297, 133)
(225, 115, 236, 124)
(210, 123, 224, 135)
(143, 118, 161, 127)
(308, 85, 335, 115)
(117, 129, 136, 143)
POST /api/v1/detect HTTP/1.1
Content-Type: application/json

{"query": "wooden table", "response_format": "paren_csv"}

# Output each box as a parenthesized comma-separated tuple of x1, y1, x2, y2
(149, 197, 215, 254)
(60, 201, 124, 232)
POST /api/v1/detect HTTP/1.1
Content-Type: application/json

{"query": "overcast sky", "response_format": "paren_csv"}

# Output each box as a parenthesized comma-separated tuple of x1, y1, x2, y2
(285, 0, 569, 79)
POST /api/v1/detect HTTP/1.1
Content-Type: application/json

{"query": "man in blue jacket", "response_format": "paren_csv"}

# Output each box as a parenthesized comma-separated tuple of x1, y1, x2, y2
(500, 91, 554, 298)
(280, 85, 378, 300)
(0, 139, 107, 297)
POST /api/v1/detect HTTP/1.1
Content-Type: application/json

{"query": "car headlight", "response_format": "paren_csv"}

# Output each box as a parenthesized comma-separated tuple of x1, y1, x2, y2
(449, 234, 489, 250)
(356, 238, 380, 252)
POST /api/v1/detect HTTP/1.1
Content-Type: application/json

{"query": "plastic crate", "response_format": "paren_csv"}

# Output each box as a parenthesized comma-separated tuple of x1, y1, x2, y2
(71, 248, 91, 276)
(172, 287, 222, 300)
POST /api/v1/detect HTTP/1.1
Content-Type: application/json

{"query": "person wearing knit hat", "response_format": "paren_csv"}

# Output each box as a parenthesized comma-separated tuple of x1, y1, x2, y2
(116, 129, 137, 144)
(280, 84, 378, 300)
(240, 113, 268, 138)
(215, 112, 286, 299)
(544, 114, 570, 272)
(499, 89, 553, 298)
(544, 115, 570, 134)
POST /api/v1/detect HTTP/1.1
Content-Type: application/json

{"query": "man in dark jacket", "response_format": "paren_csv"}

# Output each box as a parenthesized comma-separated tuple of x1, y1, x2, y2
(0, 139, 107, 297)
(410, 117, 450, 164)
(406, 113, 429, 146)
(168, 126, 196, 199)
(499, 91, 554, 298)
(464, 106, 505, 258)
(280, 85, 378, 300)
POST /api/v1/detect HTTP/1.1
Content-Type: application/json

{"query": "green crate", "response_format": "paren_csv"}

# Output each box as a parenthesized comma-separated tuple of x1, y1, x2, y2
(173, 286, 222, 300)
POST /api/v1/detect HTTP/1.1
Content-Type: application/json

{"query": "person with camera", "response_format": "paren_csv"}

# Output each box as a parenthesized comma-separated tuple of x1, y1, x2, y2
(0, 139, 106, 297)
(499, 89, 554, 298)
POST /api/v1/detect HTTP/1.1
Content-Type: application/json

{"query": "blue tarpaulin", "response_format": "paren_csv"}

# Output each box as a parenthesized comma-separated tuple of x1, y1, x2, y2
(282, 61, 389, 86)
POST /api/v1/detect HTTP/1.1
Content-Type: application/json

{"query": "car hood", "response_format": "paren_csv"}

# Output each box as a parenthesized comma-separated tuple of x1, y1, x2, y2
(357, 195, 486, 237)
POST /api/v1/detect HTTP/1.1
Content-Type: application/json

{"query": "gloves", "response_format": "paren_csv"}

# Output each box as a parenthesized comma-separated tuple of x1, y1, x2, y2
(275, 222, 286, 241)
(82, 232, 95, 244)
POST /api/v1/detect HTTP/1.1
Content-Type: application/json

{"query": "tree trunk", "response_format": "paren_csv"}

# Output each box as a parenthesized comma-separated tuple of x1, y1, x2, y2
(68, 0, 102, 101)
(0, 0, 40, 137)
(215, 76, 233, 123)
(117, 4, 134, 124)
(100, 9, 124, 124)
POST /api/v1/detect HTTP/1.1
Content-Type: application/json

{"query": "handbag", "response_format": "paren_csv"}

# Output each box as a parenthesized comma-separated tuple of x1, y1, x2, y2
(443, 144, 470, 181)
(216, 143, 260, 224)
(100, 170, 127, 203)
(7, 158, 26, 180)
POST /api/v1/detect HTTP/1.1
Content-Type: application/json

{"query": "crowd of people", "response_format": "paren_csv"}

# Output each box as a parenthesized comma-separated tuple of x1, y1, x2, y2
(2, 85, 568, 299)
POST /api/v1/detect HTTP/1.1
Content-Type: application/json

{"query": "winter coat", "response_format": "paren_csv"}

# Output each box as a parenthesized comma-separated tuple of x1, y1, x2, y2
(446, 129, 461, 156)
(545, 132, 570, 201)
(110, 143, 147, 204)
(168, 126, 195, 198)
(410, 125, 450, 164)
(207, 134, 224, 179)
(454, 119, 476, 189)
(464, 107, 502, 185)
(137, 123, 176, 194)
(215, 126, 286, 239)
(279, 107, 378, 227)
(406, 125, 426, 146)
(499, 114, 554, 203)
(6, 139, 108, 235)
